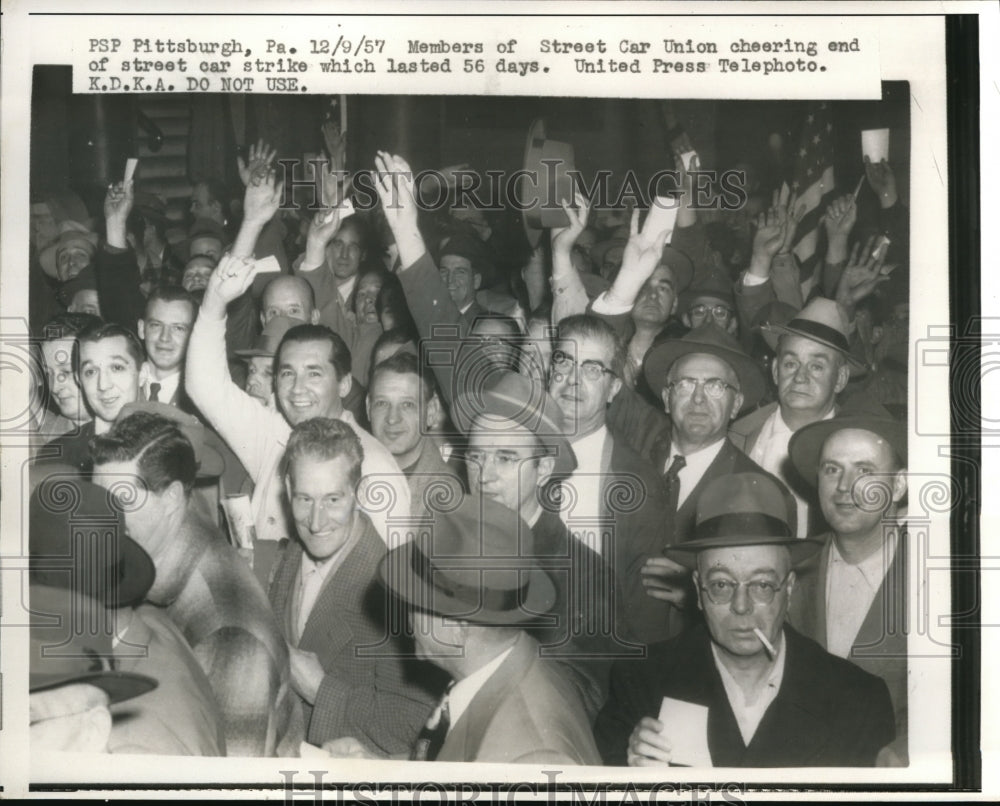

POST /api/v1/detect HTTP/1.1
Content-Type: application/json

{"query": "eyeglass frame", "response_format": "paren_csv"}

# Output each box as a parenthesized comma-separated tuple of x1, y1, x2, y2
(666, 376, 740, 399)
(698, 570, 793, 606)
(688, 302, 735, 320)
(549, 349, 617, 383)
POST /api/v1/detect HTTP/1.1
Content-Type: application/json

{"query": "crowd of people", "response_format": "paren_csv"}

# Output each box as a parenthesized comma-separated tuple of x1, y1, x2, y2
(27, 106, 911, 767)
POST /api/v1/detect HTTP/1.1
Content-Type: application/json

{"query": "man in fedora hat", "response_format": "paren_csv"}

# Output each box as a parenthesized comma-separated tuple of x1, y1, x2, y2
(90, 410, 302, 756)
(452, 370, 621, 719)
(729, 297, 867, 536)
(680, 276, 738, 337)
(29, 475, 226, 756)
(328, 496, 600, 764)
(594, 472, 895, 767)
(633, 324, 797, 609)
(29, 583, 157, 753)
(233, 315, 301, 407)
(267, 418, 440, 755)
(786, 404, 909, 764)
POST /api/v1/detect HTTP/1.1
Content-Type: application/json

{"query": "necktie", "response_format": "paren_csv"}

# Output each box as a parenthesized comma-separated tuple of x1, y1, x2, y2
(410, 685, 453, 761)
(663, 454, 687, 511)
(148, 382, 161, 402)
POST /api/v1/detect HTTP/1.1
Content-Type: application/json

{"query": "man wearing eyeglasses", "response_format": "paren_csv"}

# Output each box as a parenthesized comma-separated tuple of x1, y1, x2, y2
(547, 314, 672, 645)
(679, 278, 738, 337)
(594, 472, 895, 767)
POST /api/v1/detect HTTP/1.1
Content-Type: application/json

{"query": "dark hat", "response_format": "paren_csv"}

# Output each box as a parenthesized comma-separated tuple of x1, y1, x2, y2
(519, 119, 576, 248)
(665, 473, 822, 570)
(438, 232, 494, 280)
(657, 246, 695, 295)
(680, 274, 736, 313)
(29, 583, 157, 704)
(39, 222, 99, 279)
(379, 496, 557, 625)
(182, 217, 228, 263)
(29, 476, 156, 609)
(761, 298, 867, 372)
(643, 323, 767, 411)
(452, 370, 577, 477)
(750, 300, 799, 333)
(234, 315, 304, 359)
(133, 191, 168, 225)
(116, 401, 225, 479)
(788, 401, 907, 486)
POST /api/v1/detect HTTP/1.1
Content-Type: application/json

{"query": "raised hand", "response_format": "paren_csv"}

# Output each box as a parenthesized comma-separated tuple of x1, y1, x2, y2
(321, 119, 347, 173)
(237, 139, 278, 188)
(821, 193, 858, 241)
(104, 180, 134, 225)
(550, 191, 590, 255)
(628, 717, 672, 767)
(776, 188, 804, 254)
(373, 151, 424, 268)
(864, 156, 898, 208)
(640, 556, 690, 606)
(202, 252, 260, 317)
(242, 162, 284, 226)
(751, 205, 787, 264)
(836, 235, 893, 311)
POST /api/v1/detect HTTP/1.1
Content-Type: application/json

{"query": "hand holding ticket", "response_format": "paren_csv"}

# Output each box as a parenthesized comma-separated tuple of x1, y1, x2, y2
(657, 697, 713, 767)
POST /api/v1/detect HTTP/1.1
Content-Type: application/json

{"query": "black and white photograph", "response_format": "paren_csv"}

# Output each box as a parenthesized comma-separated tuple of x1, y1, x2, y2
(0, 2, 990, 800)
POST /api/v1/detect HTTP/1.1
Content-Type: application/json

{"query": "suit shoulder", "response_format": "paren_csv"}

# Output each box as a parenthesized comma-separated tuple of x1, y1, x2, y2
(788, 627, 889, 696)
(730, 402, 777, 436)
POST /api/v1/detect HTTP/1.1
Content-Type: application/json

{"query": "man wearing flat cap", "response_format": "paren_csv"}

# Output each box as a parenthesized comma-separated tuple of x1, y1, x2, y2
(730, 297, 868, 536)
(330, 496, 601, 764)
(786, 403, 909, 765)
(594, 472, 895, 767)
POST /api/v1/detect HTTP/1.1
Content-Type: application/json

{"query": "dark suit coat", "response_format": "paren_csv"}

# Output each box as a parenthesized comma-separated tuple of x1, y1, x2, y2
(787, 530, 908, 760)
(268, 514, 442, 754)
(437, 632, 601, 765)
(594, 623, 895, 767)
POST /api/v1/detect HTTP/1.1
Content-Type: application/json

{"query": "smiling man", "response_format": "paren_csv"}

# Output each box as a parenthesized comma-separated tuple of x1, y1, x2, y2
(594, 472, 895, 768)
(267, 418, 438, 754)
(137, 286, 198, 413)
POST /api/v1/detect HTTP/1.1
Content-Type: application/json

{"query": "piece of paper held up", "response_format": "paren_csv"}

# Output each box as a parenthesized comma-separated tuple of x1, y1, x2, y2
(658, 697, 713, 767)
(679, 150, 698, 172)
(861, 128, 890, 163)
(124, 158, 138, 185)
(642, 198, 679, 245)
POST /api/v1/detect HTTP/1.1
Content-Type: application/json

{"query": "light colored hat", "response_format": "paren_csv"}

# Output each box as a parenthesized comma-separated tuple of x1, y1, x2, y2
(761, 297, 867, 371)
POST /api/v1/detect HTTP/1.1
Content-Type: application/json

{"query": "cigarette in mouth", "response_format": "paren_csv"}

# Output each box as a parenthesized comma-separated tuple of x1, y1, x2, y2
(753, 627, 775, 658)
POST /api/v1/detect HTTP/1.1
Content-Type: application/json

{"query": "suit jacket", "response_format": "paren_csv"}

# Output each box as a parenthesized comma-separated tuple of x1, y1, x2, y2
(594, 623, 895, 767)
(727, 401, 779, 456)
(437, 632, 601, 764)
(405, 437, 463, 519)
(788, 530, 908, 761)
(268, 513, 442, 754)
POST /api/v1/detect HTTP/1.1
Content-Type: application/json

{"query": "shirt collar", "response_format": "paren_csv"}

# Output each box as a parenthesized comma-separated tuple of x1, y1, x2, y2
(669, 436, 726, 466)
(569, 424, 608, 469)
(710, 627, 787, 700)
(447, 644, 515, 731)
(337, 274, 358, 305)
(830, 528, 898, 590)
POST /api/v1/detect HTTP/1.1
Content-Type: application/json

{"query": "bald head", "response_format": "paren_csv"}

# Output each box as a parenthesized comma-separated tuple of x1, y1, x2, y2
(261, 276, 318, 326)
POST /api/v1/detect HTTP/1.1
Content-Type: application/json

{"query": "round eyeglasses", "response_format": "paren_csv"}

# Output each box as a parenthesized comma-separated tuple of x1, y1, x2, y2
(689, 303, 734, 320)
(700, 572, 791, 606)
(550, 349, 616, 382)
(667, 377, 739, 399)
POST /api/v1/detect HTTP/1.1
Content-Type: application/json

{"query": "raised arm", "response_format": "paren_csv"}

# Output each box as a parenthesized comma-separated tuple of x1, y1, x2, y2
(549, 191, 592, 323)
(96, 179, 145, 332)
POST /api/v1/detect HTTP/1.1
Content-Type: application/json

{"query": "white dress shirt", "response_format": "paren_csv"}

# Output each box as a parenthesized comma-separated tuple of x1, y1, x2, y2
(560, 425, 609, 555)
(710, 631, 786, 746)
(664, 438, 727, 508)
(141, 364, 182, 404)
(749, 407, 835, 537)
(825, 531, 898, 658)
(446, 645, 515, 732)
(337, 274, 358, 307)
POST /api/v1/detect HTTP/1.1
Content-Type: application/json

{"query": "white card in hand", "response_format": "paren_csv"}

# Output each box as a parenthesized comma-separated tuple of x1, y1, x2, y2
(299, 740, 330, 759)
(253, 255, 282, 277)
(642, 198, 679, 245)
(124, 158, 138, 184)
(658, 697, 713, 767)
(861, 128, 889, 163)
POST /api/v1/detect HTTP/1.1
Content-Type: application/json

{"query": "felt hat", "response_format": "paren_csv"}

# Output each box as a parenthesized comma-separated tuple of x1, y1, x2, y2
(234, 316, 304, 359)
(379, 495, 557, 625)
(452, 370, 577, 478)
(643, 323, 767, 411)
(438, 231, 495, 282)
(29, 583, 157, 704)
(788, 401, 907, 486)
(116, 401, 225, 479)
(761, 297, 868, 371)
(39, 222, 99, 280)
(29, 476, 156, 609)
(665, 472, 822, 570)
(680, 273, 736, 314)
(657, 246, 694, 295)
(519, 119, 576, 248)
(133, 191, 169, 225)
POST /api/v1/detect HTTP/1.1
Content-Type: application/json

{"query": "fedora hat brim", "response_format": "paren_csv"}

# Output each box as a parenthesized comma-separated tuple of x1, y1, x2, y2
(761, 321, 869, 373)
(31, 669, 159, 706)
(788, 415, 907, 487)
(643, 338, 767, 413)
(379, 543, 557, 626)
(519, 119, 575, 247)
(665, 534, 823, 570)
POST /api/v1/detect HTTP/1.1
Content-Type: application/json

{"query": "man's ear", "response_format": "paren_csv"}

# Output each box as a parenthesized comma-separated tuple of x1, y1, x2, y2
(425, 395, 442, 430)
(259, 312, 267, 329)
(137, 319, 146, 340)
(891, 468, 908, 504)
(681, 311, 691, 328)
(310, 309, 321, 325)
(661, 386, 672, 415)
(692, 570, 703, 613)
(536, 455, 555, 488)
(338, 373, 353, 399)
(785, 570, 797, 601)
(607, 376, 623, 404)
(163, 479, 187, 513)
(729, 391, 745, 420)
(771, 356, 780, 387)
(834, 361, 850, 394)
(670, 294, 679, 317)
(365, 393, 372, 421)
(473, 272, 482, 291)
(284, 475, 293, 504)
